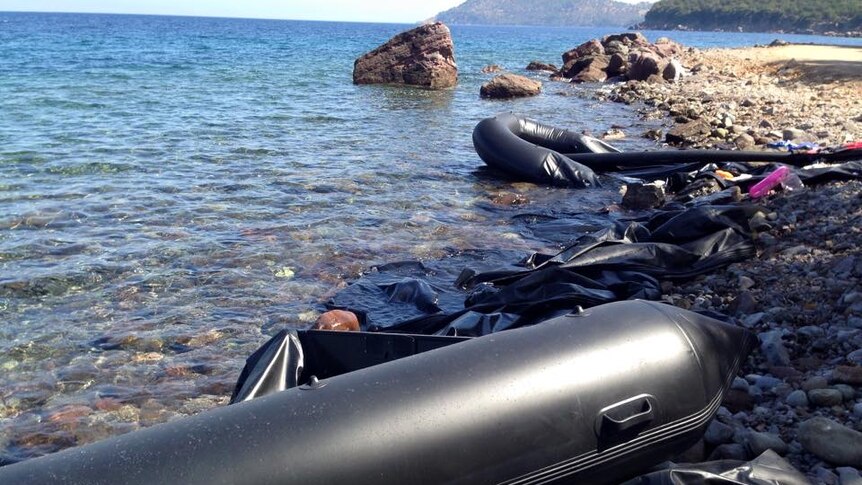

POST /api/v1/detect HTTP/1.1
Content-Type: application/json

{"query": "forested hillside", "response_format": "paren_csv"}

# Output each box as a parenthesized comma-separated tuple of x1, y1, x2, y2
(640, 0, 862, 34)
(434, 0, 653, 27)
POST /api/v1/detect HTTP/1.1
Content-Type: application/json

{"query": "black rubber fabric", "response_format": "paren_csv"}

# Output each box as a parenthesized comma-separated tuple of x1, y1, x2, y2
(328, 204, 768, 336)
(622, 450, 809, 485)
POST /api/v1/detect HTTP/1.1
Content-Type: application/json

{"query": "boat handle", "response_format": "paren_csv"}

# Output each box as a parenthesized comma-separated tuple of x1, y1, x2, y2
(595, 394, 656, 438)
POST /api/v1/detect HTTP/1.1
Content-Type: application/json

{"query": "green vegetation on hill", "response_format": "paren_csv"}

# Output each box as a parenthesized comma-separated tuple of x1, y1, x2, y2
(641, 0, 862, 33)
(434, 0, 653, 27)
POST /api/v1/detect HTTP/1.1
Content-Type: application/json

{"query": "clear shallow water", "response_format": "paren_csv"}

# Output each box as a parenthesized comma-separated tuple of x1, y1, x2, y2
(0, 12, 859, 461)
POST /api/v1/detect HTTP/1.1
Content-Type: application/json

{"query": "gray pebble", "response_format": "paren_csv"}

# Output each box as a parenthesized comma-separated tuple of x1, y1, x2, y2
(708, 443, 748, 461)
(802, 376, 830, 391)
(798, 325, 826, 339)
(816, 466, 842, 485)
(746, 431, 788, 456)
(853, 403, 862, 418)
(837, 467, 862, 485)
(786, 389, 809, 407)
(759, 330, 792, 367)
(755, 376, 783, 391)
(799, 417, 862, 467)
(742, 312, 765, 328)
(809, 389, 845, 407)
(738, 275, 755, 290)
(849, 317, 862, 330)
(835, 384, 856, 402)
(732, 377, 751, 391)
(705, 419, 735, 445)
(849, 349, 862, 365)
(734, 291, 759, 314)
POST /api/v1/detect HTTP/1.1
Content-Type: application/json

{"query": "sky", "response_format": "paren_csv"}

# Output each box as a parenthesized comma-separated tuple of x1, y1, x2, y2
(0, 0, 649, 24)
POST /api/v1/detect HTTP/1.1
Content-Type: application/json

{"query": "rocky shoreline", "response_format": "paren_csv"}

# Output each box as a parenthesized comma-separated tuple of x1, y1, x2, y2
(593, 41, 862, 481)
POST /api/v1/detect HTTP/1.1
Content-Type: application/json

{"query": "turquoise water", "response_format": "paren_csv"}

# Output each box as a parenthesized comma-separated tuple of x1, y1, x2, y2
(0, 12, 859, 462)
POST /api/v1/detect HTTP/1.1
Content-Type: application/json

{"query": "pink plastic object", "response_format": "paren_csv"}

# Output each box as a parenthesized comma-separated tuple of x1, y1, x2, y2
(749, 166, 790, 198)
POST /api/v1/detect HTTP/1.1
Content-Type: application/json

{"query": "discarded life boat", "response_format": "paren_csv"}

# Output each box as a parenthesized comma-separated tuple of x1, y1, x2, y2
(0, 300, 754, 484)
(473, 113, 862, 187)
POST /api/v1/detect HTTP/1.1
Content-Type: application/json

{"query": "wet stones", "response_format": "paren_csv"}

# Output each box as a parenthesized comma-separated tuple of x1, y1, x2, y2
(665, 119, 711, 145)
(353, 22, 457, 89)
(480, 74, 542, 99)
(525, 61, 558, 72)
(798, 417, 862, 467)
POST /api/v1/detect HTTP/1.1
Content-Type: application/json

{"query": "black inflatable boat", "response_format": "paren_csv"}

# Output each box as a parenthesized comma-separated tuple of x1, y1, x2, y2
(473, 113, 862, 187)
(0, 301, 753, 485)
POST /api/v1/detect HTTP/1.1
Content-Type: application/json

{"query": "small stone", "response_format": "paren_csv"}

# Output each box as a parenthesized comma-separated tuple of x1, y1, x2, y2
(734, 133, 756, 150)
(803, 375, 830, 391)
(733, 291, 758, 315)
(732, 376, 750, 391)
(480, 74, 542, 99)
(834, 384, 855, 402)
(708, 443, 748, 461)
(746, 431, 788, 456)
(849, 349, 862, 365)
(809, 389, 844, 407)
(783, 128, 806, 141)
(481, 64, 503, 74)
(742, 312, 765, 328)
(705, 419, 735, 445)
(314, 310, 360, 332)
(754, 376, 782, 391)
(759, 330, 791, 366)
(834, 366, 862, 385)
(786, 390, 809, 407)
(853, 403, 862, 418)
(621, 182, 665, 211)
(738, 276, 756, 290)
(836, 467, 862, 485)
(815, 466, 841, 485)
(799, 417, 862, 467)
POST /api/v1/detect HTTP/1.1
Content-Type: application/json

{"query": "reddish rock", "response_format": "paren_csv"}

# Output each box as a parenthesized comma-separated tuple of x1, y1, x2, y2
(562, 39, 605, 65)
(480, 74, 542, 99)
(666, 119, 711, 145)
(353, 22, 457, 89)
(481, 64, 502, 74)
(314, 310, 360, 332)
(628, 51, 667, 82)
(653, 37, 685, 57)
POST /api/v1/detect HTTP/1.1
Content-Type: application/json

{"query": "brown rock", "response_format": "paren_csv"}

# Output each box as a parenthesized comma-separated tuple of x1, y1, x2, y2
(666, 119, 711, 145)
(607, 53, 628, 77)
(480, 74, 542, 99)
(628, 51, 667, 82)
(566, 55, 610, 83)
(481, 64, 502, 74)
(602, 32, 649, 48)
(353, 22, 457, 89)
(526, 61, 558, 72)
(622, 182, 666, 210)
(562, 39, 604, 65)
(314, 310, 360, 332)
(653, 37, 685, 57)
(722, 389, 754, 413)
(832, 366, 862, 385)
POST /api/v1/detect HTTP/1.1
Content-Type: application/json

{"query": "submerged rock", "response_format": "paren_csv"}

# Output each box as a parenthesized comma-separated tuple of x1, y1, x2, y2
(480, 74, 542, 99)
(525, 61, 558, 72)
(353, 22, 457, 89)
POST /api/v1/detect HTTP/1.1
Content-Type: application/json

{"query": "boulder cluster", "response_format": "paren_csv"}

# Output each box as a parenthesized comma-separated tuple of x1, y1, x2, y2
(557, 32, 685, 84)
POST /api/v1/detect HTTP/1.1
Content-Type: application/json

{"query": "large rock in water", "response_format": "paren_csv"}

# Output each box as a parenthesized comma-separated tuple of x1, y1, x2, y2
(353, 22, 457, 89)
(480, 74, 541, 99)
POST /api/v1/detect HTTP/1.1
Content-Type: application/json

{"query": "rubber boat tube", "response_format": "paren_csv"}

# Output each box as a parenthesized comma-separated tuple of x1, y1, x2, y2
(472, 113, 617, 187)
(473, 114, 862, 185)
(0, 301, 753, 485)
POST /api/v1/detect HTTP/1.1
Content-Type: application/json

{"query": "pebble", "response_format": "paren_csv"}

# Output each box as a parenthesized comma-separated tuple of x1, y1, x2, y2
(849, 349, 862, 365)
(742, 312, 765, 328)
(809, 389, 845, 407)
(835, 384, 856, 402)
(816, 467, 842, 485)
(705, 419, 735, 445)
(834, 366, 862, 385)
(746, 431, 788, 456)
(854, 403, 862, 418)
(837, 467, 862, 485)
(786, 390, 809, 407)
(708, 443, 748, 461)
(802, 376, 830, 391)
(738, 275, 755, 290)
(732, 376, 750, 391)
(759, 330, 792, 367)
(798, 417, 862, 467)
(754, 376, 783, 391)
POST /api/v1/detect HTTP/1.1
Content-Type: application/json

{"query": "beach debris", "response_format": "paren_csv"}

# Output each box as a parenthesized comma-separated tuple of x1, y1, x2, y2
(479, 74, 541, 99)
(353, 22, 457, 89)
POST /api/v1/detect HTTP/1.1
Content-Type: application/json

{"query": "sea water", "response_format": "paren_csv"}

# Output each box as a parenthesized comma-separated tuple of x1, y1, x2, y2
(0, 12, 859, 462)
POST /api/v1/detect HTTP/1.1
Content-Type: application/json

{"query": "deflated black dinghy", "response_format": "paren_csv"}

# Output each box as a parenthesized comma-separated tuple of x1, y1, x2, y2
(0, 300, 754, 484)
